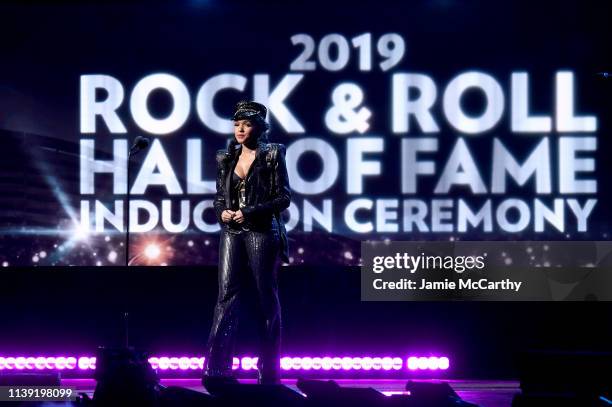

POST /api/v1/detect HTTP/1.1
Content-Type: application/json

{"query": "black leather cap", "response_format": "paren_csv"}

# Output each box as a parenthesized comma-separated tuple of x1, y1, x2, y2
(232, 100, 267, 121)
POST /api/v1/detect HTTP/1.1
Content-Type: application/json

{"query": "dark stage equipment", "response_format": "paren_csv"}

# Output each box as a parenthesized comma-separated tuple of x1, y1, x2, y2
(513, 350, 612, 406)
(296, 378, 386, 407)
(93, 346, 161, 405)
(296, 378, 478, 407)
(0, 372, 60, 386)
(158, 386, 217, 407)
(404, 380, 472, 406)
(203, 378, 306, 407)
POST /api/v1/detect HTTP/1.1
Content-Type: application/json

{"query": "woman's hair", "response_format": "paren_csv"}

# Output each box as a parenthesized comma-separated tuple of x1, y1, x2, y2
(227, 114, 271, 155)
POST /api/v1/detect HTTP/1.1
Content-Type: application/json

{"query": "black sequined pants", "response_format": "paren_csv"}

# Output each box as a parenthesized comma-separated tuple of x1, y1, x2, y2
(203, 224, 281, 380)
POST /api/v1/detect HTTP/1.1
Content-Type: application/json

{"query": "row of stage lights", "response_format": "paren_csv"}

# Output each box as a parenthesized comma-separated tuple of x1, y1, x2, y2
(0, 355, 449, 372)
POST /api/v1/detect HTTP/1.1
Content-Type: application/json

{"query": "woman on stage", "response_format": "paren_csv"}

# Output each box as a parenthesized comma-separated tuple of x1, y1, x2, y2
(203, 100, 291, 385)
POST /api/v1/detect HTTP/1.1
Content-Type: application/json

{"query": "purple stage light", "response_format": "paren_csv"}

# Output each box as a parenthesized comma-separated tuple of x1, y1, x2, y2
(190, 357, 204, 370)
(0, 356, 81, 371)
(158, 357, 170, 370)
(77, 356, 96, 370)
(332, 357, 343, 370)
(392, 357, 403, 370)
(407, 356, 418, 370)
(341, 356, 352, 370)
(178, 357, 190, 370)
(14, 357, 24, 369)
(0, 354, 450, 374)
(241, 356, 258, 370)
(438, 356, 450, 370)
(280, 357, 291, 370)
(428, 356, 439, 370)
(372, 357, 382, 370)
(382, 357, 393, 370)
(407, 356, 449, 371)
(148, 356, 159, 369)
(321, 357, 332, 370)
(292, 357, 303, 370)
(301, 356, 313, 370)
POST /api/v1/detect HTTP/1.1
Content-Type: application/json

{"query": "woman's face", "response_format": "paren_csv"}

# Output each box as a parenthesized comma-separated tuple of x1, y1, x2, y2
(233, 119, 256, 144)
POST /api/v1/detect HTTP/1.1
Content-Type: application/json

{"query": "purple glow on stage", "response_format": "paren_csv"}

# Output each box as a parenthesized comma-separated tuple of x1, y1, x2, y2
(407, 356, 450, 371)
(0, 355, 450, 375)
(0, 356, 80, 371)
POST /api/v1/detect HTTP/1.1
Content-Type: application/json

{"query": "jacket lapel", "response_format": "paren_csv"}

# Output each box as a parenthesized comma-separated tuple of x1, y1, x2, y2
(247, 141, 269, 183)
(224, 151, 237, 207)
(223, 141, 270, 208)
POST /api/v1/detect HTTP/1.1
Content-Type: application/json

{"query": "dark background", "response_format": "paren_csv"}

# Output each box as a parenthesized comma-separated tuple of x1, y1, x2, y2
(2, 266, 611, 378)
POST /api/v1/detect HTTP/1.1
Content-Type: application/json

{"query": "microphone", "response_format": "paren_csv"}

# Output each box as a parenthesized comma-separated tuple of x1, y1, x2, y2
(129, 136, 151, 156)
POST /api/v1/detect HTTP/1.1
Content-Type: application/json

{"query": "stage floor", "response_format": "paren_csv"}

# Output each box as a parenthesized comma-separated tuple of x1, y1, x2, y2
(63, 378, 520, 407)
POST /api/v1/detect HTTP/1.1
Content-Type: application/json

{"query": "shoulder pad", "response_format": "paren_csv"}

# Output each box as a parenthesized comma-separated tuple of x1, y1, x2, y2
(216, 149, 229, 163)
(269, 143, 285, 158)
(266, 143, 281, 164)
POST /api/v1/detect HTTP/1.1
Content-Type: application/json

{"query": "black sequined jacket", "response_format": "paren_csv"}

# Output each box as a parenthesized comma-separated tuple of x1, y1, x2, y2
(214, 141, 291, 262)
